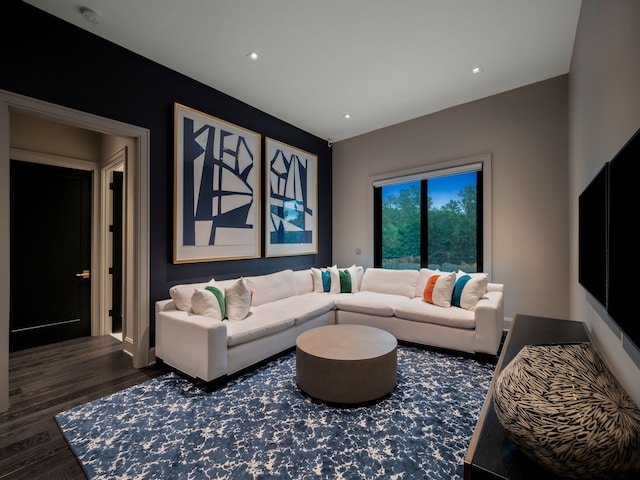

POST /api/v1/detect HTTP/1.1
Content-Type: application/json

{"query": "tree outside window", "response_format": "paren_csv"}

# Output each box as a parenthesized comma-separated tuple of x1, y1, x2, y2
(375, 170, 482, 272)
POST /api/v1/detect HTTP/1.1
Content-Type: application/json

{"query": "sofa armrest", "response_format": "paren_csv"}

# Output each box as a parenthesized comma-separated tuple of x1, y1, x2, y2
(155, 298, 175, 314)
(473, 290, 505, 355)
(156, 310, 228, 382)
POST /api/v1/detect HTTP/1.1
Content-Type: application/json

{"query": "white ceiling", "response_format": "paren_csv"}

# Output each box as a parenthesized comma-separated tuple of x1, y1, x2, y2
(23, 0, 582, 142)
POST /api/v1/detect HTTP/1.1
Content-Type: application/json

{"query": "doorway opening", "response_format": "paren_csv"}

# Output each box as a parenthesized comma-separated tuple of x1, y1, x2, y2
(1, 89, 151, 413)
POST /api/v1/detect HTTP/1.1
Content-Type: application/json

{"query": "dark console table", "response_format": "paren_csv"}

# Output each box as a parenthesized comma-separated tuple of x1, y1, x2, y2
(464, 314, 590, 480)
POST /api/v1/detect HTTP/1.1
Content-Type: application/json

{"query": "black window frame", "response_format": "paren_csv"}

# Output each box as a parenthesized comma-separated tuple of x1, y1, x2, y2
(374, 168, 484, 272)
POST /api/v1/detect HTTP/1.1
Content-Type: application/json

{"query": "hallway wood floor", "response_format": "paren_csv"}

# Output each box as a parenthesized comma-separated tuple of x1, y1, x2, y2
(0, 335, 166, 479)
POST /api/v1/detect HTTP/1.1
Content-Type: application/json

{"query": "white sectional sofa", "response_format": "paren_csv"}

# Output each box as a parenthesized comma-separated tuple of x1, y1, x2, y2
(155, 266, 504, 383)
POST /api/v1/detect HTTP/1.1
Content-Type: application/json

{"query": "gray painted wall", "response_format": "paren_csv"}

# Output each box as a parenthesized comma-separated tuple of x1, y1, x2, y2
(569, 0, 640, 404)
(333, 0, 640, 406)
(333, 75, 569, 325)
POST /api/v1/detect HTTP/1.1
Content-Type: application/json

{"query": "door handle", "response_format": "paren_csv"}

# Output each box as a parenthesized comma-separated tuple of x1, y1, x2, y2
(75, 269, 90, 279)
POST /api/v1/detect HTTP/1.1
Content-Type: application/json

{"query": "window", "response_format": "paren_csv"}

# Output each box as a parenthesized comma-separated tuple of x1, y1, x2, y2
(373, 156, 490, 274)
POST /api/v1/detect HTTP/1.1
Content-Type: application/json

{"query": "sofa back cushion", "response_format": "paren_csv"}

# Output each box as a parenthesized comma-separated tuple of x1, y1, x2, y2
(245, 269, 297, 306)
(360, 268, 418, 298)
(293, 269, 314, 295)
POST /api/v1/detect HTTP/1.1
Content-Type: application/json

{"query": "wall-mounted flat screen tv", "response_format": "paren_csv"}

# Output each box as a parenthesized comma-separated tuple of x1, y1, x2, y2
(579, 127, 639, 351)
(608, 127, 639, 348)
(578, 163, 608, 308)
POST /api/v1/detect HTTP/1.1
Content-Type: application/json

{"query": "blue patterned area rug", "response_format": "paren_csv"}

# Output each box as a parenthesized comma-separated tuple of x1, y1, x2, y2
(55, 346, 495, 480)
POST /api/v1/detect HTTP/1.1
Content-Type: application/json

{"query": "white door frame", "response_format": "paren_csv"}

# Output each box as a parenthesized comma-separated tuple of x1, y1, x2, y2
(0, 90, 151, 412)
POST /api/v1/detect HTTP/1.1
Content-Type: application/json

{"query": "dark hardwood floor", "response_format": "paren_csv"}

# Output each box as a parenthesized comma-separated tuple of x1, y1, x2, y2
(0, 335, 167, 479)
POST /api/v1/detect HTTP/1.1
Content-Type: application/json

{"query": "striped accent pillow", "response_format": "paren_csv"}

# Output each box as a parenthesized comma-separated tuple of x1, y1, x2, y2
(451, 275, 471, 307)
(338, 265, 359, 293)
(312, 266, 340, 293)
(312, 265, 361, 294)
(339, 269, 352, 293)
(322, 270, 332, 292)
(452, 272, 488, 310)
(422, 272, 456, 307)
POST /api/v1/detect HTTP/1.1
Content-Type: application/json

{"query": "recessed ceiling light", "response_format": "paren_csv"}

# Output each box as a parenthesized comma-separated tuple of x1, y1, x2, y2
(79, 6, 101, 24)
(472, 66, 483, 74)
(344, 114, 352, 119)
(247, 51, 261, 60)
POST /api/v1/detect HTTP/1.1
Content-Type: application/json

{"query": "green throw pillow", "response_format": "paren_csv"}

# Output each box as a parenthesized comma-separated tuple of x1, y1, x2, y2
(339, 269, 352, 293)
(205, 285, 226, 319)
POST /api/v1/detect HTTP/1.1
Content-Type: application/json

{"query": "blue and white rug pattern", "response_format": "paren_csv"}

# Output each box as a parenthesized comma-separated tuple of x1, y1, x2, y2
(55, 346, 495, 479)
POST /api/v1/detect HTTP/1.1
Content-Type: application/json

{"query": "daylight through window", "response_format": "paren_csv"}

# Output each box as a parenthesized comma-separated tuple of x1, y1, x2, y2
(373, 160, 487, 273)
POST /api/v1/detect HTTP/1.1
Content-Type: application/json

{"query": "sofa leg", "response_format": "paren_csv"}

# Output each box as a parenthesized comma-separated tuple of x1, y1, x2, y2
(197, 375, 229, 392)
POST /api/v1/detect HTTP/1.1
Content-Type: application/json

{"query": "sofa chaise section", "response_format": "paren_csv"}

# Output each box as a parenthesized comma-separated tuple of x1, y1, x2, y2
(334, 267, 504, 355)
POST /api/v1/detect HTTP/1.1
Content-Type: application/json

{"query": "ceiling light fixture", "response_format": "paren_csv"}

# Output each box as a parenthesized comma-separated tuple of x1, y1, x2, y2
(247, 51, 261, 60)
(79, 6, 101, 24)
(472, 66, 483, 74)
(344, 114, 352, 119)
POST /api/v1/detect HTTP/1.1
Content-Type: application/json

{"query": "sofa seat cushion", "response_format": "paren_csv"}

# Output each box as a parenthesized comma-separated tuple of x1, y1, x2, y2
(335, 291, 409, 317)
(266, 293, 336, 326)
(225, 310, 295, 347)
(394, 298, 475, 329)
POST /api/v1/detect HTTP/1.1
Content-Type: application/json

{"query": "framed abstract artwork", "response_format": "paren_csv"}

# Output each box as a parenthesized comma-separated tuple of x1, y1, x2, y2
(174, 103, 261, 263)
(265, 138, 318, 257)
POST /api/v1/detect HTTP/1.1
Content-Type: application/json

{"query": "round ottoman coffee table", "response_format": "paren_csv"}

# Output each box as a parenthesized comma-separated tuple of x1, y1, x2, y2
(296, 324, 397, 405)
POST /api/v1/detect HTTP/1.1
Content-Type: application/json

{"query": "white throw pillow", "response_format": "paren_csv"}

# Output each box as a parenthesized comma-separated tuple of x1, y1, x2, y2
(326, 266, 341, 293)
(191, 286, 225, 320)
(225, 277, 251, 321)
(169, 279, 216, 311)
(422, 271, 456, 307)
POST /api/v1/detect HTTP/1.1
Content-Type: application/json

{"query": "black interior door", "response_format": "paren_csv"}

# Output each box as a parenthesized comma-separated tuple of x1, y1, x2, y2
(110, 171, 123, 334)
(10, 160, 92, 352)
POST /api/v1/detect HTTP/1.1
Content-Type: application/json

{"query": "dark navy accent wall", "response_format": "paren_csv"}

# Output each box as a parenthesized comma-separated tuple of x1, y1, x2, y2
(2, 0, 332, 342)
